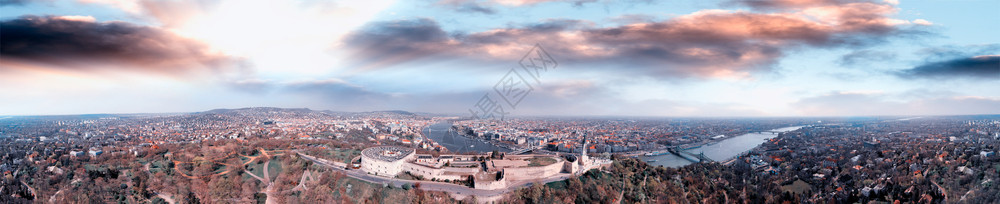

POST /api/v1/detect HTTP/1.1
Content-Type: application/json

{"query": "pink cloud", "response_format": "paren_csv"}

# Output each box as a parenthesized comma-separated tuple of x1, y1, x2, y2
(345, 0, 912, 79)
(0, 15, 245, 77)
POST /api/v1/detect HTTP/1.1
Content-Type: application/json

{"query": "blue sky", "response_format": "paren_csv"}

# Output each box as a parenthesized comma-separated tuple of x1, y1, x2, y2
(1, 0, 997, 116)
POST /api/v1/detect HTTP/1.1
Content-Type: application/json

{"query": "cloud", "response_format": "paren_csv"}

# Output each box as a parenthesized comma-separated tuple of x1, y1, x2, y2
(342, 18, 456, 71)
(225, 78, 396, 109)
(912, 19, 933, 26)
(133, 0, 218, 27)
(437, 0, 594, 8)
(284, 79, 386, 99)
(896, 55, 1000, 80)
(916, 44, 1000, 62)
(1, 0, 31, 6)
(792, 91, 1000, 116)
(900, 44, 1000, 80)
(0, 15, 244, 77)
(606, 14, 659, 25)
(455, 3, 496, 14)
(345, 0, 915, 79)
(728, 0, 864, 10)
(435, 0, 637, 14)
(1, 0, 56, 6)
(838, 50, 896, 66)
(74, 0, 218, 26)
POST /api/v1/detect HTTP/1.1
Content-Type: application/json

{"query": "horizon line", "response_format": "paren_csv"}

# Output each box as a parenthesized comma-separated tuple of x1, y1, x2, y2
(2, 107, 999, 119)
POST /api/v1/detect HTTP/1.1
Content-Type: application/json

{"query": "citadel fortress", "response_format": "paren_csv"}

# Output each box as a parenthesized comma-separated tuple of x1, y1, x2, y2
(360, 143, 611, 190)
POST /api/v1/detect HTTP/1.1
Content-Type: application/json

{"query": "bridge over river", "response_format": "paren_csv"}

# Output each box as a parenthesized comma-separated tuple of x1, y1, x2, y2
(641, 126, 804, 168)
(643, 146, 715, 163)
(669, 146, 714, 162)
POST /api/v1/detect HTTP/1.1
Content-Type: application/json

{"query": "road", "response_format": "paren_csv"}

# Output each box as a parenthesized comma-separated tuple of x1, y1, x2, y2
(296, 151, 575, 200)
(262, 159, 277, 204)
(154, 192, 177, 204)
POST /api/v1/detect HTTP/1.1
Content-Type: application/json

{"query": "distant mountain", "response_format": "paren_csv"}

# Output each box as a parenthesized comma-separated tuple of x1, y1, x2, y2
(5, 107, 461, 118)
(198, 107, 313, 114)
(371, 110, 415, 115)
(188, 107, 440, 119)
(319, 110, 352, 115)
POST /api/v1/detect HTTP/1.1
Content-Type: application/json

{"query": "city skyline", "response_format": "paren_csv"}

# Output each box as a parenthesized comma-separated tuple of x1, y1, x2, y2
(2, 0, 999, 117)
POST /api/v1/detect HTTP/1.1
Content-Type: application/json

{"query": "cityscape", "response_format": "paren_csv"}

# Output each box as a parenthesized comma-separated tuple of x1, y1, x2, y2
(2, 0, 999, 203)
(1, 110, 999, 203)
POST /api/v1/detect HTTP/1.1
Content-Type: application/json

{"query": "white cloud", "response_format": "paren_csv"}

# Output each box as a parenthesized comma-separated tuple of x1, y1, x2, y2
(54, 15, 96, 22)
(913, 19, 933, 26)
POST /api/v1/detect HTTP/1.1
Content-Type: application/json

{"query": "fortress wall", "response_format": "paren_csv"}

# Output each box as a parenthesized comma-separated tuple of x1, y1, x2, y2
(403, 163, 477, 181)
(474, 176, 508, 190)
(502, 161, 564, 180)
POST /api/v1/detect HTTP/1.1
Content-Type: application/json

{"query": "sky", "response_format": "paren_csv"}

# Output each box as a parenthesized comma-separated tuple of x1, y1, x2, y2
(0, 0, 998, 117)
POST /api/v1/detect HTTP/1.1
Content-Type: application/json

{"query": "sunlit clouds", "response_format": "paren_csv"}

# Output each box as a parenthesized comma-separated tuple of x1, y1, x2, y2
(0, 0, 997, 116)
(0, 15, 245, 77)
(73, 0, 395, 77)
(343, 0, 921, 79)
(172, 0, 394, 77)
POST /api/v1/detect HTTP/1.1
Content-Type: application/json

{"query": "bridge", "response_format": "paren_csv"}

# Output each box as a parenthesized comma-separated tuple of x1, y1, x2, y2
(667, 146, 714, 163)
(508, 146, 541, 155)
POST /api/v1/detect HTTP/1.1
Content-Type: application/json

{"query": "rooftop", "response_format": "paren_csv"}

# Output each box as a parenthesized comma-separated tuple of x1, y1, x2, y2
(361, 146, 414, 162)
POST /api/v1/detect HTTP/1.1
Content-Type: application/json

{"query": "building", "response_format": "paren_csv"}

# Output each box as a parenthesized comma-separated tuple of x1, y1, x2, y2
(863, 137, 880, 149)
(358, 145, 612, 190)
(360, 146, 415, 176)
(981, 151, 995, 158)
(88, 148, 103, 157)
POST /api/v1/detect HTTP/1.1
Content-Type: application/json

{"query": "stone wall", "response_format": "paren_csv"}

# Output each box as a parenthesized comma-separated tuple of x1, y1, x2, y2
(361, 152, 414, 177)
(503, 161, 565, 181)
(403, 163, 478, 181)
(474, 174, 508, 190)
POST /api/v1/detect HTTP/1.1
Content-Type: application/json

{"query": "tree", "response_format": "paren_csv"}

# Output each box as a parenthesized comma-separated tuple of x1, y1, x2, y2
(240, 179, 259, 200)
(303, 185, 335, 203)
(467, 175, 476, 188)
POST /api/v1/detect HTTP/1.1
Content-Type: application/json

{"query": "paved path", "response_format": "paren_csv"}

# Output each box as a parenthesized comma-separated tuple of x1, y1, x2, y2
(21, 180, 36, 200)
(245, 170, 266, 183)
(263, 160, 276, 204)
(154, 192, 177, 204)
(290, 170, 315, 192)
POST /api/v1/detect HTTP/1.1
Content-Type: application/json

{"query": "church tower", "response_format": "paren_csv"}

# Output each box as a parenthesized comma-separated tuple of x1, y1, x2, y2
(579, 137, 588, 166)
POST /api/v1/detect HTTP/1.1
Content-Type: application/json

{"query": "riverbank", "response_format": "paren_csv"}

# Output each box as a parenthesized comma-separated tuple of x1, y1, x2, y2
(422, 122, 511, 153)
(455, 129, 521, 153)
(682, 126, 806, 150)
(641, 126, 805, 168)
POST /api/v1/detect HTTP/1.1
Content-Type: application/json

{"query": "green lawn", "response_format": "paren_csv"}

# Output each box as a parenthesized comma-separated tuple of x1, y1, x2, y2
(328, 176, 384, 203)
(267, 158, 282, 181)
(247, 160, 266, 180)
(545, 180, 567, 190)
(780, 179, 811, 194)
(526, 157, 558, 167)
(324, 148, 361, 162)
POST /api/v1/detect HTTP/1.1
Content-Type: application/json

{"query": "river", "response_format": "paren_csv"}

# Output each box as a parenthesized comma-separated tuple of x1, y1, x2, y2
(423, 122, 511, 153)
(641, 126, 804, 168)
